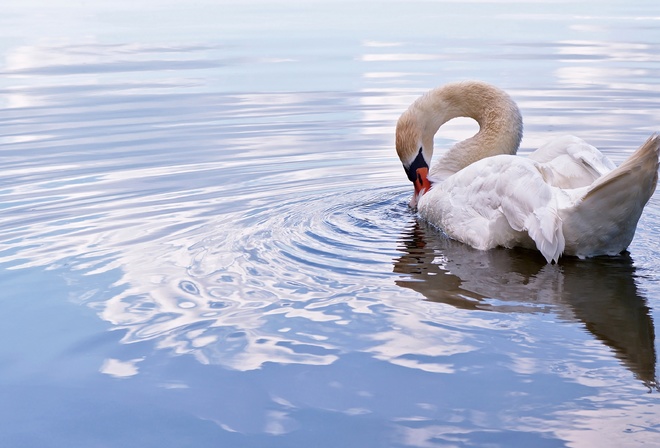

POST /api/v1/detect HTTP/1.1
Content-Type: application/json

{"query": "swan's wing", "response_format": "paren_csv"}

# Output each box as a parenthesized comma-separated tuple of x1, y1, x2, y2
(494, 160, 566, 263)
(420, 156, 565, 263)
(529, 135, 616, 188)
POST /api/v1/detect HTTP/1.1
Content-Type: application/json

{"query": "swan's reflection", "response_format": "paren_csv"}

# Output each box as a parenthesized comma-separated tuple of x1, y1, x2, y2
(394, 220, 657, 389)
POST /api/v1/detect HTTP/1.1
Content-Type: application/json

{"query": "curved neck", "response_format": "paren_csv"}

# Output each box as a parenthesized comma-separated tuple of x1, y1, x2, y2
(413, 81, 523, 179)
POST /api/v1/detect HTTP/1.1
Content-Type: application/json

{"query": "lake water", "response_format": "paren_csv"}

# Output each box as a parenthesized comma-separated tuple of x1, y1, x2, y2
(2, 1, 660, 447)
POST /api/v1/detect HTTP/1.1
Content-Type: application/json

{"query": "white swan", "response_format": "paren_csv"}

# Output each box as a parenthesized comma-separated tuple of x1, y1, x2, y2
(395, 81, 660, 263)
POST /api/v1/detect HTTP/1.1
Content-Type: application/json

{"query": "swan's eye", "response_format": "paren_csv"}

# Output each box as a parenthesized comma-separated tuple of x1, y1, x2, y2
(404, 148, 428, 182)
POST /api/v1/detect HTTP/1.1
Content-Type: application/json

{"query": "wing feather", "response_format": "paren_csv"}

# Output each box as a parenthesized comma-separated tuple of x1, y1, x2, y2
(419, 156, 565, 263)
(529, 135, 615, 188)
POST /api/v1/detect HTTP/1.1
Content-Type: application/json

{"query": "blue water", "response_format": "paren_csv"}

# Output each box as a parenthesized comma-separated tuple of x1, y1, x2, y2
(2, 1, 660, 447)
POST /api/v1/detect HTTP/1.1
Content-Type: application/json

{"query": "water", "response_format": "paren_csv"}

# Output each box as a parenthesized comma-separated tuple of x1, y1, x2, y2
(1, 1, 660, 446)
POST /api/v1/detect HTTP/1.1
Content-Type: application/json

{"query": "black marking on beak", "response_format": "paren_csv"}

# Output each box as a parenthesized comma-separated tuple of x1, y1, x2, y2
(404, 147, 428, 183)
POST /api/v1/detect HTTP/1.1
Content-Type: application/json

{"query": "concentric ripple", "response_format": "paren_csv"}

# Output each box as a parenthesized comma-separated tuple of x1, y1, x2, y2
(239, 187, 413, 277)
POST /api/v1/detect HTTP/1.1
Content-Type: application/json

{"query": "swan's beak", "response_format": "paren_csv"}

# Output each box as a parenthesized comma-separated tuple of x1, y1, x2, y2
(404, 149, 432, 209)
(410, 166, 431, 209)
(414, 166, 431, 197)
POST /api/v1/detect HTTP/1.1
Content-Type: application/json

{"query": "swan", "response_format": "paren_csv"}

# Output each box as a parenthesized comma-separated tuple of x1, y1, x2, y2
(395, 80, 660, 263)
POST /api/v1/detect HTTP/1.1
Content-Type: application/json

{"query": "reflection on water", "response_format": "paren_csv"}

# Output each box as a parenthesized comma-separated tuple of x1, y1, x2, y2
(395, 221, 658, 389)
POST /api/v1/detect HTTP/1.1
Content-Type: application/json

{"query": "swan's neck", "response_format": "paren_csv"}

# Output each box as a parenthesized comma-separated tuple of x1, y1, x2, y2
(413, 81, 523, 180)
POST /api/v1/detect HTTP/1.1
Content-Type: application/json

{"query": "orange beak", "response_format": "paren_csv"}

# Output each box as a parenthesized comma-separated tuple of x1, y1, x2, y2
(409, 166, 431, 209)
(413, 166, 431, 198)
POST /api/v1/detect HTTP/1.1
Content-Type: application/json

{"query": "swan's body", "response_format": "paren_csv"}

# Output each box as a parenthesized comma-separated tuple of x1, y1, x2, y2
(395, 81, 659, 263)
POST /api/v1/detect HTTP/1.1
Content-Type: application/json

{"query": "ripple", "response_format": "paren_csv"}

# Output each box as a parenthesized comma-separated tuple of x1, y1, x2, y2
(234, 187, 412, 278)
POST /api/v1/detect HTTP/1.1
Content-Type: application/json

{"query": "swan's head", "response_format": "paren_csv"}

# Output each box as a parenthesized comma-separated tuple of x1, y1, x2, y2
(396, 110, 432, 208)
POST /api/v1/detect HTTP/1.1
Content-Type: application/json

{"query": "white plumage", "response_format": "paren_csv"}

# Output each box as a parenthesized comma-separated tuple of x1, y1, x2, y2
(395, 81, 659, 263)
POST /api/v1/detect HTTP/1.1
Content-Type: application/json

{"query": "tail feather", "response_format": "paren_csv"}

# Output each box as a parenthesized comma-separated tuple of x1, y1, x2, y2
(562, 134, 660, 257)
(586, 134, 659, 200)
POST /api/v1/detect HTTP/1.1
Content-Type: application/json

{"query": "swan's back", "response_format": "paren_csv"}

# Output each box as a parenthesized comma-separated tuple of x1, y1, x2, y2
(529, 135, 616, 189)
(419, 135, 660, 263)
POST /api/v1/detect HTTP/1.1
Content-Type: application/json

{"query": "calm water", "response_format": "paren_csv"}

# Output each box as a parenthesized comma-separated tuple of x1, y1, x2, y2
(2, 1, 660, 447)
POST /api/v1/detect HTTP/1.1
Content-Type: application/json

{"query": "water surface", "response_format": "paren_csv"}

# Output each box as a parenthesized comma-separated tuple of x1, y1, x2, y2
(1, 1, 660, 447)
